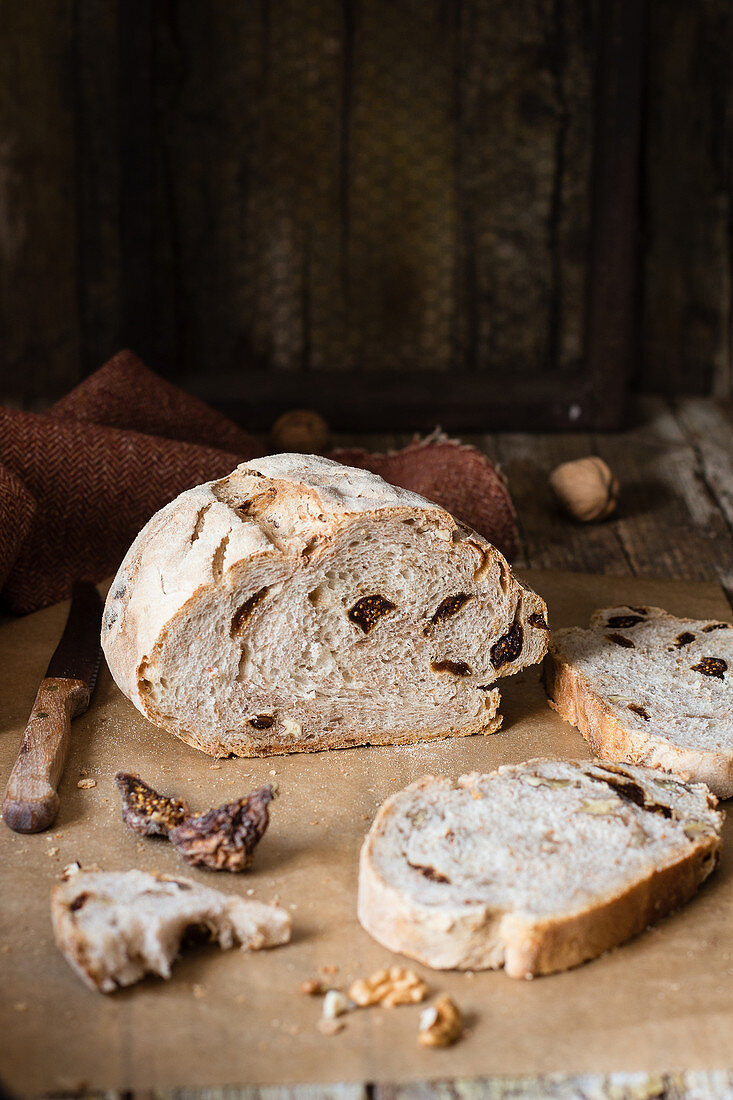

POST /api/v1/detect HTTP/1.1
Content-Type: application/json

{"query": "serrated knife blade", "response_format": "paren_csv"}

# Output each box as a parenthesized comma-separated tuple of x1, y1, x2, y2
(2, 581, 104, 834)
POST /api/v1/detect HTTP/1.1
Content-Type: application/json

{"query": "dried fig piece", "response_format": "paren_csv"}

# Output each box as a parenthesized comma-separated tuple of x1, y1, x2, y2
(408, 862, 451, 883)
(430, 594, 471, 624)
(490, 623, 523, 669)
(606, 633, 635, 649)
(702, 622, 729, 633)
(606, 614, 644, 629)
(430, 659, 471, 677)
(628, 703, 650, 721)
(114, 773, 190, 836)
(231, 587, 269, 635)
(691, 657, 727, 680)
(528, 612, 549, 630)
(674, 632, 696, 648)
(168, 784, 276, 872)
(348, 595, 396, 634)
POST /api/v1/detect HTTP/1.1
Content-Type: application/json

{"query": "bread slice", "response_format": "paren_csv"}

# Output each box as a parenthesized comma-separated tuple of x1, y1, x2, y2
(51, 869, 291, 992)
(545, 605, 733, 797)
(102, 454, 548, 757)
(357, 759, 722, 977)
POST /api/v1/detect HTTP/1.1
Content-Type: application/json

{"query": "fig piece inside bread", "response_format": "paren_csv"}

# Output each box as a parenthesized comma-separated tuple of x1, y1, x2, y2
(545, 605, 733, 797)
(102, 454, 548, 757)
(358, 759, 722, 976)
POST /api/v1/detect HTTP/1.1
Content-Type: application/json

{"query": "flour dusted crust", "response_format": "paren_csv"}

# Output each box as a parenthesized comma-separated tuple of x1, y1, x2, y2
(545, 605, 733, 798)
(358, 759, 722, 977)
(102, 454, 547, 757)
(51, 869, 292, 992)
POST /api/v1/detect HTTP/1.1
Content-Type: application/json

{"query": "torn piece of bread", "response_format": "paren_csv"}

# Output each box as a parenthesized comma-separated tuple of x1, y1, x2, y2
(545, 605, 733, 797)
(51, 869, 291, 992)
(358, 759, 722, 977)
(101, 454, 548, 757)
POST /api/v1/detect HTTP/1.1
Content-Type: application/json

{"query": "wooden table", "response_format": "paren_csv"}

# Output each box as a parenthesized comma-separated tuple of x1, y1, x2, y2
(26, 396, 733, 1100)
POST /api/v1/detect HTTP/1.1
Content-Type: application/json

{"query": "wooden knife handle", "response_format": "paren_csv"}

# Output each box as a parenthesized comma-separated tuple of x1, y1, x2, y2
(2, 677, 90, 834)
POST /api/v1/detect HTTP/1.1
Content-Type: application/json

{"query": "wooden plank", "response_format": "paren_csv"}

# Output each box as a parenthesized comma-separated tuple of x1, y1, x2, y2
(185, 369, 626, 432)
(492, 432, 631, 575)
(72, 0, 123, 374)
(0, 0, 81, 405)
(674, 398, 733, 532)
(583, 0, 645, 420)
(375, 1069, 733, 1099)
(641, 0, 733, 396)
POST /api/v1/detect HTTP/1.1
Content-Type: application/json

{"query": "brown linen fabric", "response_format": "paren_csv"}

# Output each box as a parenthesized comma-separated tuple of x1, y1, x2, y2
(0, 352, 518, 614)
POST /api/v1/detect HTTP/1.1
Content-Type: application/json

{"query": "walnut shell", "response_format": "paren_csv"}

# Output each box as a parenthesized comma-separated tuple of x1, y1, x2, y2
(549, 456, 619, 522)
(270, 409, 330, 453)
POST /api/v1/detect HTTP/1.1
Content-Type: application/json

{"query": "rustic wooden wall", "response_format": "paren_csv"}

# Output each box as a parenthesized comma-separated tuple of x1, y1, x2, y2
(0, 0, 729, 413)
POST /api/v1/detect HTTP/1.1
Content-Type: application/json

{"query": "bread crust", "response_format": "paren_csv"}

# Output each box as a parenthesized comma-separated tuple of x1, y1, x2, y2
(357, 763, 722, 977)
(102, 454, 546, 757)
(544, 617, 733, 799)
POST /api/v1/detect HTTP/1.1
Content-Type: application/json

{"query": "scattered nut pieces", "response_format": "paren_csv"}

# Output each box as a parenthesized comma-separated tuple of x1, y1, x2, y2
(322, 990, 355, 1019)
(77, 779, 97, 790)
(300, 978, 325, 996)
(114, 772, 275, 872)
(418, 996, 463, 1048)
(549, 456, 619, 523)
(348, 966, 428, 1007)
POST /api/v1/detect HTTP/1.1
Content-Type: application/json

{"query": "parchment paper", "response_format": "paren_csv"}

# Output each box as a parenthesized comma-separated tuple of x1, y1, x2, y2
(2, 570, 733, 1094)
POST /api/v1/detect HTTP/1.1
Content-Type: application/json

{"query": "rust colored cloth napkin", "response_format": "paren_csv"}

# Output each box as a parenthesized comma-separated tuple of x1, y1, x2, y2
(0, 350, 517, 614)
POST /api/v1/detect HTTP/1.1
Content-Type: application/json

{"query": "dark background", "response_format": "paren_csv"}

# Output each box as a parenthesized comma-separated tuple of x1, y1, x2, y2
(0, 0, 730, 426)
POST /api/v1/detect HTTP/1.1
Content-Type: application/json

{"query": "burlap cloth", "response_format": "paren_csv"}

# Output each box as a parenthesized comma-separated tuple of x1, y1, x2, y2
(0, 351, 518, 615)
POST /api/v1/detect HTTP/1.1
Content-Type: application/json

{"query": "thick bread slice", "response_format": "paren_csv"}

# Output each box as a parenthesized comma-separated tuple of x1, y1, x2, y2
(358, 759, 722, 977)
(102, 454, 547, 757)
(51, 869, 291, 992)
(545, 605, 733, 797)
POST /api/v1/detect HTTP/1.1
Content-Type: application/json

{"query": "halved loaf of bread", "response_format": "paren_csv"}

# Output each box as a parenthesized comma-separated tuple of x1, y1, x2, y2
(102, 454, 548, 757)
(51, 869, 292, 992)
(358, 759, 722, 977)
(545, 605, 733, 797)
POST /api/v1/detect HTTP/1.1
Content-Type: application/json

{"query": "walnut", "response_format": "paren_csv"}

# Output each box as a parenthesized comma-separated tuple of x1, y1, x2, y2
(691, 657, 727, 680)
(418, 996, 463, 1048)
(169, 784, 276, 871)
(490, 623, 523, 668)
(348, 595, 396, 634)
(114, 773, 190, 836)
(270, 409, 330, 452)
(549, 456, 619, 522)
(348, 966, 428, 1007)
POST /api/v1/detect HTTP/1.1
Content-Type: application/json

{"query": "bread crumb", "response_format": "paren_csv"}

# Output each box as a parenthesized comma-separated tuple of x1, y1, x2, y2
(209, 764, 221, 770)
(77, 779, 97, 790)
(320, 964, 339, 975)
(192, 984, 206, 999)
(269, 770, 277, 776)
(300, 978, 324, 996)
(246, 888, 255, 896)
(61, 862, 81, 880)
(317, 1017, 345, 1036)
(47, 847, 59, 857)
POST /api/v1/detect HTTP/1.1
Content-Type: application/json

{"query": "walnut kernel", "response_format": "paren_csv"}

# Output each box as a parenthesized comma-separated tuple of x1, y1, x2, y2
(348, 966, 428, 1007)
(418, 996, 463, 1048)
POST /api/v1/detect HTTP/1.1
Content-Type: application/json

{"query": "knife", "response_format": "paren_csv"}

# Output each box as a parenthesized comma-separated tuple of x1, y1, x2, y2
(2, 581, 104, 834)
